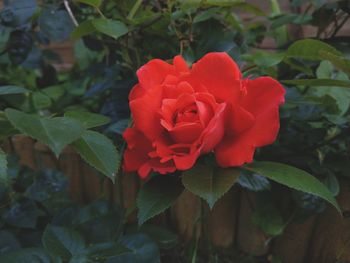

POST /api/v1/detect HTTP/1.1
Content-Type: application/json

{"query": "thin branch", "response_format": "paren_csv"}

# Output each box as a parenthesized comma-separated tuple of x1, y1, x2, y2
(63, 0, 79, 27)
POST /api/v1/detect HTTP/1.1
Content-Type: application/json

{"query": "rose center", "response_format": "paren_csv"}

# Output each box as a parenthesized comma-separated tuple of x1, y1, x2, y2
(174, 104, 199, 125)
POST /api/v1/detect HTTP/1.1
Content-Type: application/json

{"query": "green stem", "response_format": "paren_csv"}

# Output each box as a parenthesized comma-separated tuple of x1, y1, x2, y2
(127, 0, 142, 20)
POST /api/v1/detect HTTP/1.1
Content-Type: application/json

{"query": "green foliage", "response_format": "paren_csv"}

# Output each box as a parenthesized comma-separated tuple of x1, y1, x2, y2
(64, 110, 111, 129)
(77, 0, 102, 8)
(72, 131, 118, 180)
(5, 109, 85, 157)
(0, 148, 7, 183)
(42, 225, 85, 261)
(243, 162, 341, 212)
(182, 163, 240, 208)
(137, 175, 183, 225)
(0, 158, 170, 263)
(285, 39, 342, 60)
(0, 86, 29, 95)
(72, 19, 128, 40)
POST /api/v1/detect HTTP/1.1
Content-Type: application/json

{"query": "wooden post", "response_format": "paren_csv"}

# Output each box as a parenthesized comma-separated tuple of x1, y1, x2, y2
(207, 187, 240, 248)
(11, 135, 37, 170)
(171, 191, 202, 243)
(272, 216, 316, 263)
(237, 190, 270, 255)
(305, 179, 350, 263)
(58, 146, 85, 203)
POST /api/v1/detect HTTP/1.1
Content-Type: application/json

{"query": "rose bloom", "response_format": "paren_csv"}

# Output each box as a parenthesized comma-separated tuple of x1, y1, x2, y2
(123, 52, 285, 178)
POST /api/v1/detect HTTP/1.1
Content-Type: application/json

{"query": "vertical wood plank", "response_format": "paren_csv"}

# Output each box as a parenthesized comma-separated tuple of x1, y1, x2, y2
(58, 146, 84, 203)
(273, 216, 316, 263)
(207, 187, 240, 248)
(171, 191, 202, 243)
(34, 142, 58, 170)
(237, 190, 270, 255)
(11, 135, 37, 170)
(305, 179, 350, 263)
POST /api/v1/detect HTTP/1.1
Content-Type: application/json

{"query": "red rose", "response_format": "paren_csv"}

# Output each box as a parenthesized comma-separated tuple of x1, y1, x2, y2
(123, 52, 285, 178)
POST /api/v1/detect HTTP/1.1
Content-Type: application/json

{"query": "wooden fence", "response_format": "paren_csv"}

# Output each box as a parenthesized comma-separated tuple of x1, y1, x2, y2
(2, 135, 350, 263)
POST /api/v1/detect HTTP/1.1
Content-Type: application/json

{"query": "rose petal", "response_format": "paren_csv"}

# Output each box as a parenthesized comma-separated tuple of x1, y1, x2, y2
(173, 55, 190, 73)
(163, 81, 194, 99)
(123, 128, 153, 172)
(170, 122, 203, 143)
(227, 105, 255, 134)
(173, 148, 201, 170)
(191, 52, 243, 103)
(200, 102, 227, 153)
(240, 77, 285, 147)
(215, 77, 285, 167)
(129, 84, 145, 101)
(137, 59, 174, 90)
(215, 134, 255, 167)
(130, 85, 164, 140)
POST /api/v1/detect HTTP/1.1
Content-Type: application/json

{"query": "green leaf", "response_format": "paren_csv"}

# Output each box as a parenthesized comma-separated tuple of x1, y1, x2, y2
(137, 175, 183, 225)
(319, 50, 350, 75)
(39, 6, 74, 42)
(0, 148, 7, 183)
(323, 173, 340, 196)
(202, 0, 246, 7)
(237, 172, 271, 191)
(0, 86, 29, 95)
(128, 224, 178, 249)
(112, 233, 160, 263)
(242, 51, 284, 68)
(32, 91, 52, 110)
(76, 0, 102, 8)
(84, 242, 130, 261)
(0, 248, 50, 263)
(64, 110, 110, 129)
(182, 164, 240, 208)
(5, 109, 85, 157)
(193, 8, 220, 23)
(252, 193, 285, 236)
(3, 199, 41, 229)
(42, 225, 85, 261)
(0, 117, 17, 142)
(282, 79, 350, 88)
(92, 19, 128, 39)
(285, 39, 342, 60)
(243, 162, 341, 212)
(72, 131, 118, 180)
(71, 20, 96, 39)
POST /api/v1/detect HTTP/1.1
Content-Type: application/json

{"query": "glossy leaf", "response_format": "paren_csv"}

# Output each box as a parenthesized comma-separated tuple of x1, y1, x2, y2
(39, 6, 74, 42)
(182, 164, 240, 208)
(319, 50, 350, 75)
(128, 224, 178, 249)
(5, 109, 85, 157)
(0, 148, 7, 183)
(72, 131, 118, 180)
(64, 110, 110, 129)
(237, 172, 271, 191)
(92, 19, 128, 39)
(285, 39, 341, 60)
(137, 175, 183, 225)
(76, 0, 102, 8)
(42, 225, 85, 261)
(107, 233, 160, 263)
(244, 162, 341, 212)
(84, 242, 130, 261)
(71, 20, 95, 39)
(0, 86, 29, 95)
